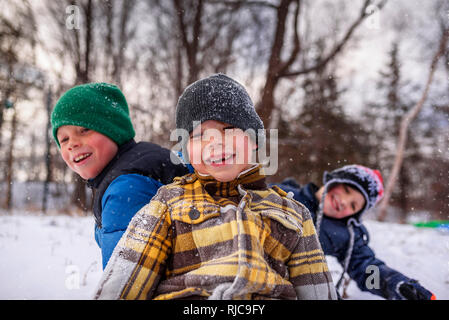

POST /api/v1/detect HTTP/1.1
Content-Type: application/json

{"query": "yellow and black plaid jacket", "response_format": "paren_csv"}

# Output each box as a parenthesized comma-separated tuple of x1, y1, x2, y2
(94, 165, 337, 300)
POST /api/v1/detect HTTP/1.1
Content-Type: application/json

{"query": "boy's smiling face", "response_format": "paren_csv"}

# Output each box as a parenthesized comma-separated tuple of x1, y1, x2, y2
(320, 184, 366, 219)
(57, 125, 118, 180)
(187, 120, 257, 182)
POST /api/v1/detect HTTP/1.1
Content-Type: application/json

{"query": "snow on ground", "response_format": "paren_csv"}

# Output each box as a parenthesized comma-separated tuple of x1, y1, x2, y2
(327, 220, 449, 300)
(0, 213, 448, 300)
(0, 213, 102, 299)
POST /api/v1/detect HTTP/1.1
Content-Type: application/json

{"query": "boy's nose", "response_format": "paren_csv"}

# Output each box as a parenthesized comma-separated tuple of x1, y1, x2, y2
(206, 144, 223, 159)
(340, 197, 347, 211)
(206, 137, 224, 150)
(68, 139, 81, 150)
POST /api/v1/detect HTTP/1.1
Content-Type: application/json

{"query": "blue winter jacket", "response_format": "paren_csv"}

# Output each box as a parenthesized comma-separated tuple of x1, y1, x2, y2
(275, 181, 412, 299)
(94, 174, 162, 269)
(88, 140, 193, 269)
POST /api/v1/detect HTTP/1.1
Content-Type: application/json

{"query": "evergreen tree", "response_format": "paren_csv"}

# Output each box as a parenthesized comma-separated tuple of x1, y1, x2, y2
(363, 42, 424, 222)
(275, 65, 369, 186)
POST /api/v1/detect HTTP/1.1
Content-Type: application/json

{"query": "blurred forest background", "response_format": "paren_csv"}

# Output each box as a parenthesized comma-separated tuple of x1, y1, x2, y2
(0, 0, 448, 223)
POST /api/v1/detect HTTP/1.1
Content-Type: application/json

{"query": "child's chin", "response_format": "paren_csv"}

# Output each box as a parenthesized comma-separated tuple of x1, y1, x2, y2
(77, 170, 96, 180)
(78, 173, 91, 180)
(209, 171, 238, 182)
(323, 210, 339, 219)
(211, 175, 236, 182)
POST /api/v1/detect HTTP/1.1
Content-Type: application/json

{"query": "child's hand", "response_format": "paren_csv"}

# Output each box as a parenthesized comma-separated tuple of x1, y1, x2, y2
(397, 280, 436, 300)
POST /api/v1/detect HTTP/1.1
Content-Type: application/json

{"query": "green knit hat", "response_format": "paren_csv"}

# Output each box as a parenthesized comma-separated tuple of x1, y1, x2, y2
(51, 82, 135, 148)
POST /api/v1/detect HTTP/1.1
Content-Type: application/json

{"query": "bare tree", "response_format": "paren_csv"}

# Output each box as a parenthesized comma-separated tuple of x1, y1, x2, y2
(174, 0, 204, 85)
(136, 0, 248, 145)
(0, 0, 37, 148)
(0, 0, 40, 210)
(364, 41, 424, 222)
(251, 0, 388, 127)
(42, 86, 53, 213)
(99, 0, 137, 86)
(377, 27, 449, 221)
(44, 0, 138, 213)
(46, 0, 95, 212)
(273, 58, 370, 185)
(4, 105, 18, 210)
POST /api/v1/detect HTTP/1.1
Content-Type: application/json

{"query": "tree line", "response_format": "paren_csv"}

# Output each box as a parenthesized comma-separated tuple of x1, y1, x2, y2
(0, 0, 448, 222)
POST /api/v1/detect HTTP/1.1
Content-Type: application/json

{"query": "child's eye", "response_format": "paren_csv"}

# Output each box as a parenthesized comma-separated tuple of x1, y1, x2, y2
(81, 128, 90, 134)
(59, 137, 68, 143)
(344, 185, 349, 193)
(191, 133, 202, 140)
(223, 126, 236, 132)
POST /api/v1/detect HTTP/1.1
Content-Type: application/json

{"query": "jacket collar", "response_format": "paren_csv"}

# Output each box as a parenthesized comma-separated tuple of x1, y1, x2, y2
(86, 139, 137, 189)
(302, 183, 320, 218)
(195, 164, 267, 197)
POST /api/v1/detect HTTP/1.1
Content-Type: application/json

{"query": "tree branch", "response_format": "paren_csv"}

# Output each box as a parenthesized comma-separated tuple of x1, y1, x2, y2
(282, 0, 387, 78)
(377, 28, 449, 221)
(174, 0, 204, 83)
(192, 0, 204, 60)
(277, 0, 301, 76)
(174, 0, 191, 60)
(205, 0, 278, 10)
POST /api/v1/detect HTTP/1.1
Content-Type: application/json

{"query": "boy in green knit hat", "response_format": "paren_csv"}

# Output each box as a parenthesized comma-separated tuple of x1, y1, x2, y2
(51, 82, 190, 269)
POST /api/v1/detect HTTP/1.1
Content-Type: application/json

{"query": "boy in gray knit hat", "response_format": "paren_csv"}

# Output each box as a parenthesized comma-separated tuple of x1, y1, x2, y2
(175, 73, 265, 164)
(94, 74, 337, 300)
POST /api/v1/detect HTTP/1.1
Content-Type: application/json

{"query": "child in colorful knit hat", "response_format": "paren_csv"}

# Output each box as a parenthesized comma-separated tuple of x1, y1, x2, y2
(94, 74, 337, 300)
(275, 164, 436, 300)
(51, 82, 190, 269)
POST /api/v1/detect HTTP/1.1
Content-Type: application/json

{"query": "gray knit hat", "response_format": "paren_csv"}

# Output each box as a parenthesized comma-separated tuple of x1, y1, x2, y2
(175, 73, 264, 145)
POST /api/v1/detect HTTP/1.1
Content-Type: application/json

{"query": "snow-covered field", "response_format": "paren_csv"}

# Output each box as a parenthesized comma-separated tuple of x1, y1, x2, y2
(0, 213, 448, 300)
(0, 214, 101, 299)
(326, 220, 449, 300)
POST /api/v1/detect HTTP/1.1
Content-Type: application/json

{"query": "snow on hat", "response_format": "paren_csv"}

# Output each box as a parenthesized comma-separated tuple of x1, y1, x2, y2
(175, 73, 265, 145)
(323, 164, 384, 215)
(51, 82, 135, 148)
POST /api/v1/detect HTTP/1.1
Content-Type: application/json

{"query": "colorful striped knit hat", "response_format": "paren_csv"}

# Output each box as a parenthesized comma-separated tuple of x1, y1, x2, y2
(322, 164, 384, 216)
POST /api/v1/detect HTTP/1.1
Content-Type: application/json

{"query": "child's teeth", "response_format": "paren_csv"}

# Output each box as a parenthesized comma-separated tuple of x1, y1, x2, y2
(210, 154, 232, 163)
(75, 154, 90, 162)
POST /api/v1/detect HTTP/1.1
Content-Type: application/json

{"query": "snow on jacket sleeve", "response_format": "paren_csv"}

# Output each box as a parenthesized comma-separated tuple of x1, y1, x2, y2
(344, 225, 410, 299)
(97, 174, 163, 269)
(287, 209, 338, 300)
